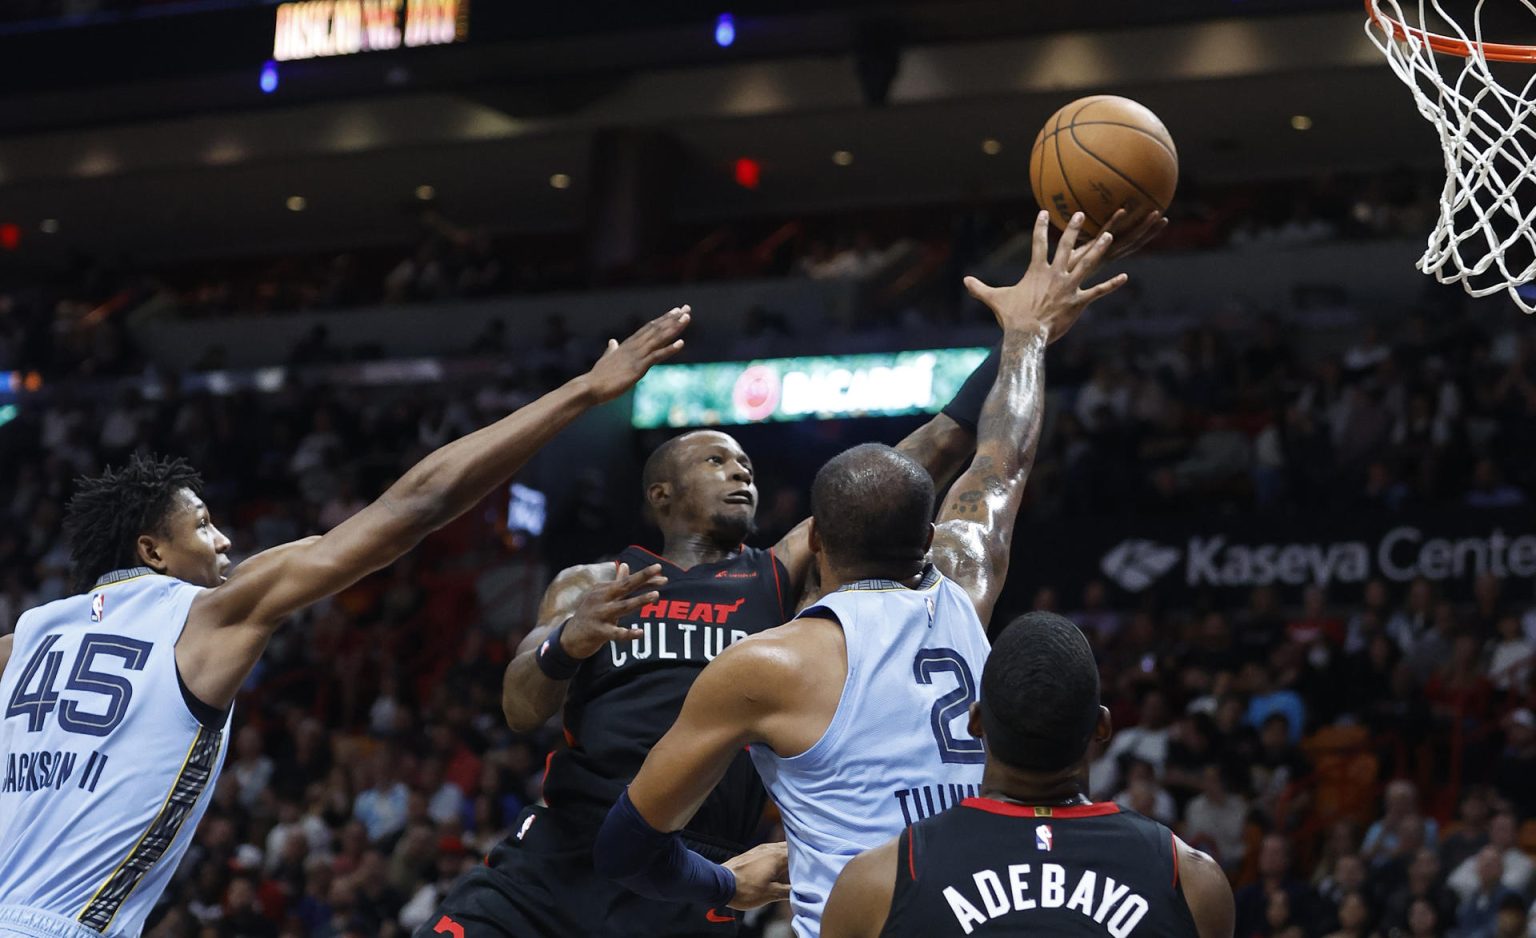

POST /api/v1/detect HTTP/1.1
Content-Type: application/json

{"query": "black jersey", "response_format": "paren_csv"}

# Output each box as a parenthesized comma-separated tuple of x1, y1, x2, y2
(881, 797, 1199, 937)
(541, 545, 795, 855)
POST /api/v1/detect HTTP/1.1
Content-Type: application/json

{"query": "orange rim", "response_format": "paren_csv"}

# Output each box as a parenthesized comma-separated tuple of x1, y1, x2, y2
(1366, 0, 1536, 63)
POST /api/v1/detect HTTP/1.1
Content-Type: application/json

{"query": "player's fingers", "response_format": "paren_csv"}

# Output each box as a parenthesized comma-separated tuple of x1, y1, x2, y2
(1079, 272, 1130, 304)
(766, 881, 792, 903)
(643, 339, 686, 367)
(962, 275, 997, 303)
(605, 626, 646, 643)
(1054, 212, 1085, 269)
(616, 564, 664, 590)
(1029, 210, 1050, 267)
(611, 591, 662, 615)
(1078, 230, 1115, 275)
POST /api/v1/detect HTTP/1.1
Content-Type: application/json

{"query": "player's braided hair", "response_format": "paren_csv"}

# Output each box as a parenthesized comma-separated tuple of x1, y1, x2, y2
(63, 453, 204, 592)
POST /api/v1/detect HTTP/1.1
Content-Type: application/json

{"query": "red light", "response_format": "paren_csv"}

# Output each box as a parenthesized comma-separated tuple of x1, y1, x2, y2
(0, 224, 18, 251)
(734, 157, 761, 190)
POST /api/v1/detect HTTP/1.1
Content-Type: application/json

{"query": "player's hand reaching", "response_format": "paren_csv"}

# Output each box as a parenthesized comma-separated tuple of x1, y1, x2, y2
(963, 211, 1127, 346)
(581, 306, 691, 403)
(1072, 207, 1167, 266)
(560, 563, 667, 660)
(724, 841, 791, 910)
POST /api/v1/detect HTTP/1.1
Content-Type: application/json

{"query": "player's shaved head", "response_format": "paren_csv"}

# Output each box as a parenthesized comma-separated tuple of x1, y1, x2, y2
(811, 443, 934, 575)
(64, 453, 205, 592)
(641, 431, 709, 495)
(980, 613, 1102, 773)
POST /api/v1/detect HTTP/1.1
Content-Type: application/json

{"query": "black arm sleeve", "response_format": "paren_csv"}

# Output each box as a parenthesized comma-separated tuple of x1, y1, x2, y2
(939, 343, 1001, 433)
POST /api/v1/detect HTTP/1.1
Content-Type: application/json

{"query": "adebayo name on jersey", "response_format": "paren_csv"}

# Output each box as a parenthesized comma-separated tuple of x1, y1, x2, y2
(608, 598, 751, 667)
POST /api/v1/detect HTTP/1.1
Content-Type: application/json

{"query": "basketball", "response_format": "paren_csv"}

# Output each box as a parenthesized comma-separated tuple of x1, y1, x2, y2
(1030, 95, 1179, 238)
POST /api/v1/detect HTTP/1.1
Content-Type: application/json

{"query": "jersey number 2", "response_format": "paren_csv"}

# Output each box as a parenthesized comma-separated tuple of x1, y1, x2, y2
(912, 648, 985, 764)
(5, 634, 152, 736)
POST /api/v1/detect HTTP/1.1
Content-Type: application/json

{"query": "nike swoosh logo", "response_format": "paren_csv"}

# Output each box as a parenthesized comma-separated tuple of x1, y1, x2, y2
(705, 910, 735, 923)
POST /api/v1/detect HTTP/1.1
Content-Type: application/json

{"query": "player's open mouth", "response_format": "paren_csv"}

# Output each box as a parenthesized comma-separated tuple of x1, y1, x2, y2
(723, 491, 754, 505)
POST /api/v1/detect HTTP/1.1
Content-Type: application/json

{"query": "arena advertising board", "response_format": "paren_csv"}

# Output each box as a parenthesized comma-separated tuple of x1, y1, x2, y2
(1010, 508, 1536, 605)
(630, 348, 990, 429)
(273, 0, 468, 61)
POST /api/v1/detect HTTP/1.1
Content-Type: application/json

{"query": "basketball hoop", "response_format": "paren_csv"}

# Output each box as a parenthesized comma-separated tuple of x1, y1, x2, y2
(1364, 0, 1536, 312)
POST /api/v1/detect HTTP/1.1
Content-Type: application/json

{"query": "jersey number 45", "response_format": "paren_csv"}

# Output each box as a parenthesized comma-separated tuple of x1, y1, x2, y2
(5, 634, 152, 737)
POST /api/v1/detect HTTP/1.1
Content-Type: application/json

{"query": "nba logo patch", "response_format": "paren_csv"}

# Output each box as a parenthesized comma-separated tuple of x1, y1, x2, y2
(90, 593, 105, 622)
(1035, 824, 1053, 852)
(516, 814, 537, 841)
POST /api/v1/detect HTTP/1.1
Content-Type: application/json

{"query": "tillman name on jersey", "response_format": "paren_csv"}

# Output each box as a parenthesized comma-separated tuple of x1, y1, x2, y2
(607, 598, 751, 667)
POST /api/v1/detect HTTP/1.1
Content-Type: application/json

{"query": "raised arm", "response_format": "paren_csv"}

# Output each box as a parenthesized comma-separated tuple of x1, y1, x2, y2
(178, 307, 691, 710)
(931, 212, 1126, 625)
(775, 208, 1165, 607)
(501, 561, 666, 732)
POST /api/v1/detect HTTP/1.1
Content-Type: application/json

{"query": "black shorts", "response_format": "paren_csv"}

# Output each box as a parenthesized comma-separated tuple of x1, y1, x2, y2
(414, 806, 742, 938)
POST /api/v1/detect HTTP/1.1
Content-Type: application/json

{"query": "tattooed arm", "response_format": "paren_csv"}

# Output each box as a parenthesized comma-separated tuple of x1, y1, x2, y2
(930, 211, 1127, 626)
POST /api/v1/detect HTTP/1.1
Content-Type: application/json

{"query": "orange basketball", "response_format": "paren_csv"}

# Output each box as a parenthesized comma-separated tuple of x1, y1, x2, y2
(1030, 95, 1178, 238)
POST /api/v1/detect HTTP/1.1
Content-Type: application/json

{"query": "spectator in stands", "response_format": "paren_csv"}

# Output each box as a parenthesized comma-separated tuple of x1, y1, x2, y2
(1456, 847, 1521, 938)
(1382, 846, 1457, 935)
(1441, 788, 1495, 873)
(1236, 834, 1319, 937)
(1449, 813, 1535, 902)
(1323, 891, 1373, 938)
(1494, 711, 1536, 818)
(1184, 764, 1250, 871)
(1364, 781, 1441, 868)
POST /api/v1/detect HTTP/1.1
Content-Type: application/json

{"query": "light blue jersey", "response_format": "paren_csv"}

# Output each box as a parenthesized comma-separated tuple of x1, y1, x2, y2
(0, 568, 230, 938)
(749, 565, 989, 937)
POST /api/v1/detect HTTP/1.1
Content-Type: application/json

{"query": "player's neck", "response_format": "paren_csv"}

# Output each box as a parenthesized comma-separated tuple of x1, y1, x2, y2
(824, 558, 925, 589)
(981, 763, 1091, 807)
(658, 531, 739, 568)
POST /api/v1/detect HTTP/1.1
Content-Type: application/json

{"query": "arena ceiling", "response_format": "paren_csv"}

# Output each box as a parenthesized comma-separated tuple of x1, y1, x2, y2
(0, 4, 1442, 262)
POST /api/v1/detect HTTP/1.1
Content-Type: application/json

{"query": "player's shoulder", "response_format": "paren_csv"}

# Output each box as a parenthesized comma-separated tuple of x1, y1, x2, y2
(552, 560, 617, 588)
(704, 616, 842, 700)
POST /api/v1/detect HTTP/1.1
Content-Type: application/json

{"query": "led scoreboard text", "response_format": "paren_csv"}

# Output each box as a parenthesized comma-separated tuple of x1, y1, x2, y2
(273, 0, 468, 62)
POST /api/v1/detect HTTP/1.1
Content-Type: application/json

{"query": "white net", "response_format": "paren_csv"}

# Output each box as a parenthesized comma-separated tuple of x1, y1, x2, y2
(1365, 0, 1536, 312)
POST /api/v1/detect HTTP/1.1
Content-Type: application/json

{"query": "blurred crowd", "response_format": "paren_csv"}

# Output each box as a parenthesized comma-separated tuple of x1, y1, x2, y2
(0, 168, 1435, 380)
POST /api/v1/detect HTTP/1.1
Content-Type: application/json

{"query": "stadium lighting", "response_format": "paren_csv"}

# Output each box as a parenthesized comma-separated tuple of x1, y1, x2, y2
(415, 185, 436, 201)
(734, 158, 760, 189)
(832, 150, 854, 166)
(714, 13, 736, 48)
(39, 219, 59, 235)
(260, 61, 279, 94)
(549, 173, 572, 190)
(1290, 114, 1314, 131)
(286, 196, 307, 212)
(982, 138, 1003, 155)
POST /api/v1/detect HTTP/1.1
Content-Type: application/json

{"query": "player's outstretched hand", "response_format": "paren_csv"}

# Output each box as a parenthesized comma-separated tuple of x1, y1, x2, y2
(963, 211, 1127, 345)
(1069, 208, 1167, 268)
(582, 306, 691, 402)
(724, 841, 791, 910)
(561, 563, 668, 660)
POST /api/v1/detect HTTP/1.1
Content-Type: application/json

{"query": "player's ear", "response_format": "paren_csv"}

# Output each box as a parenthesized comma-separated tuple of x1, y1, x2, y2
(646, 481, 671, 514)
(808, 519, 823, 554)
(923, 523, 935, 552)
(137, 533, 169, 574)
(968, 701, 984, 741)
(1093, 705, 1112, 743)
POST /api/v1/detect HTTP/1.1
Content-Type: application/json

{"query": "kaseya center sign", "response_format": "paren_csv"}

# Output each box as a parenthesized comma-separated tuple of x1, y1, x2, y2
(274, 0, 468, 62)
(1013, 508, 1536, 604)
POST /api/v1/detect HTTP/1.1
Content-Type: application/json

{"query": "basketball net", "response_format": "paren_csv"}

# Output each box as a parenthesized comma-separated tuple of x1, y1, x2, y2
(1365, 0, 1536, 312)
